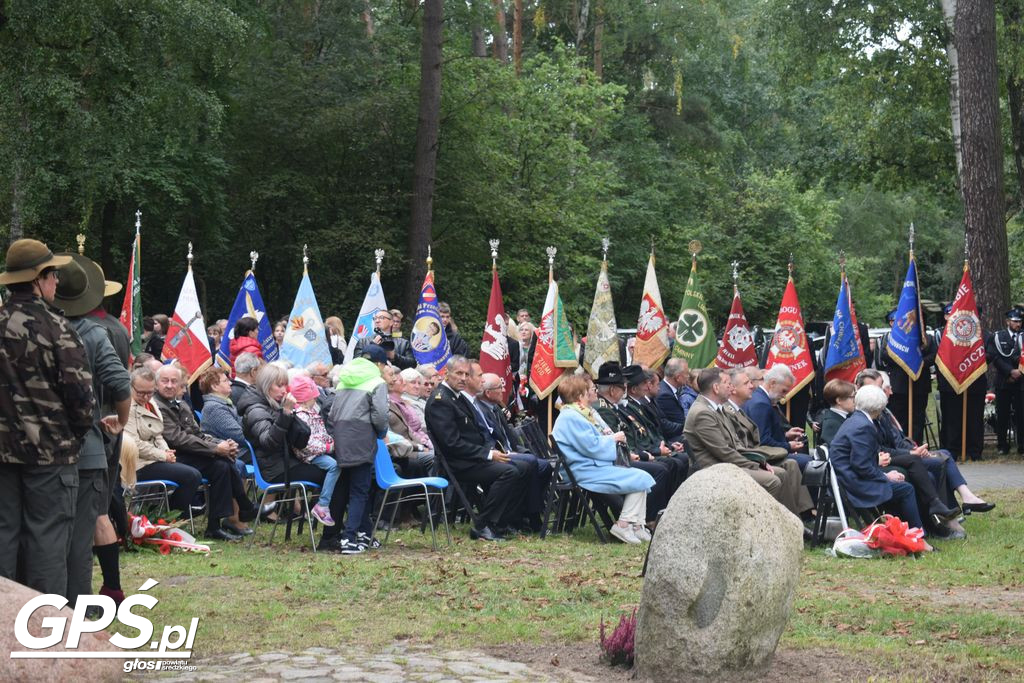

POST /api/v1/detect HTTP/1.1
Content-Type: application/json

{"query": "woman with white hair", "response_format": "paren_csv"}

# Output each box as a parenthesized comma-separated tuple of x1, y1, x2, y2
(828, 384, 930, 547)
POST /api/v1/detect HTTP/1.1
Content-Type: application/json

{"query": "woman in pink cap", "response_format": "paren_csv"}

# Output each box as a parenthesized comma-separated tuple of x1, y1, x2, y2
(289, 375, 340, 526)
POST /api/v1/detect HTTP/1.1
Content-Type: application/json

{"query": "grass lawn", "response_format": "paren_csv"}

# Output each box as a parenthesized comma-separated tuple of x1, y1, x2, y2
(118, 487, 1024, 680)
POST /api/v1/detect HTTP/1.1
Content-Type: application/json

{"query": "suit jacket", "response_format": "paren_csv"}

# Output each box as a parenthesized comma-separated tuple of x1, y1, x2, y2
(619, 397, 661, 457)
(827, 410, 893, 508)
(425, 382, 490, 472)
(480, 399, 523, 452)
(743, 387, 791, 451)
(683, 396, 761, 471)
(155, 394, 222, 458)
(355, 334, 416, 369)
(874, 408, 914, 458)
(125, 400, 171, 469)
(723, 401, 788, 463)
(818, 408, 848, 445)
(655, 381, 687, 439)
(986, 328, 1022, 389)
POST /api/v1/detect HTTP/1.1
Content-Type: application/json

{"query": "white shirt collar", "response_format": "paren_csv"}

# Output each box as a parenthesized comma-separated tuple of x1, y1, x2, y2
(830, 407, 850, 418)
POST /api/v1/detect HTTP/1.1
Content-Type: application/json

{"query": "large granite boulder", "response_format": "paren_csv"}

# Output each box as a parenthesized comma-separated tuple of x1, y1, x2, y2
(0, 577, 122, 681)
(635, 463, 804, 680)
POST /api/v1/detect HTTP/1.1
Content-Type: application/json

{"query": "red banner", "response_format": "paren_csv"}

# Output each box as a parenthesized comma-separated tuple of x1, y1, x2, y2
(480, 269, 513, 402)
(162, 267, 212, 384)
(936, 265, 987, 394)
(715, 288, 757, 369)
(765, 276, 815, 400)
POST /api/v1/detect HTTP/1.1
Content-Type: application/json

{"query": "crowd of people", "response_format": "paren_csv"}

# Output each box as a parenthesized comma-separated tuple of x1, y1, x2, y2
(0, 236, 1006, 618)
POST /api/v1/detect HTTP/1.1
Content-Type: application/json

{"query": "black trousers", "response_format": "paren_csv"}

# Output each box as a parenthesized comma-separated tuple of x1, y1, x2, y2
(887, 454, 946, 526)
(175, 454, 252, 530)
(939, 389, 986, 460)
(631, 459, 671, 521)
(451, 458, 527, 529)
(136, 461, 203, 513)
(995, 381, 1024, 451)
(0, 462, 77, 597)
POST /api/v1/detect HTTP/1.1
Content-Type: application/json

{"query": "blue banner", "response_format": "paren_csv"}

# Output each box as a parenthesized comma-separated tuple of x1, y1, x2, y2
(410, 271, 451, 370)
(824, 275, 865, 380)
(886, 256, 925, 380)
(280, 272, 332, 369)
(217, 271, 277, 369)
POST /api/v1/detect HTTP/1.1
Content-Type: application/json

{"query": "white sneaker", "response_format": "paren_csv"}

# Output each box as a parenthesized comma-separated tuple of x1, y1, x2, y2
(632, 524, 652, 542)
(609, 523, 641, 544)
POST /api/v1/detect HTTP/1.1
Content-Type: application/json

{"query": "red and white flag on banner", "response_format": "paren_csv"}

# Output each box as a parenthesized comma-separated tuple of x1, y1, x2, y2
(715, 287, 757, 369)
(633, 251, 670, 369)
(479, 268, 513, 402)
(162, 263, 212, 384)
(765, 274, 815, 400)
(936, 263, 987, 394)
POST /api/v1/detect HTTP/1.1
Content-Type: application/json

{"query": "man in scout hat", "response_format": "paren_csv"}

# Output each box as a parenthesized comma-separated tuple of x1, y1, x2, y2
(986, 307, 1024, 454)
(53, 253, 131, 606)
(0, 239, 95, 596)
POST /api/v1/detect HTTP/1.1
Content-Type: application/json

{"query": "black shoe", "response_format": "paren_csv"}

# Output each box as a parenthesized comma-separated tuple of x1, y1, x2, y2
(238, 505, 259, 523)
(802, 527, 814, 542)
(962, 502, 996, 513)
(929, 501, 961, 525)
(205, 528, 242, 542)
(469, 526, 504, 541)
(497, 526, 522, 537)
(222, 523, 255, 536)
(316, 536, 345, 553)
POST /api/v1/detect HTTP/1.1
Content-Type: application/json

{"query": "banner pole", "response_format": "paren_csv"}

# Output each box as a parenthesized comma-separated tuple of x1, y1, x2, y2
(960, 392, 967, 464)
(908, 377, 914, 441)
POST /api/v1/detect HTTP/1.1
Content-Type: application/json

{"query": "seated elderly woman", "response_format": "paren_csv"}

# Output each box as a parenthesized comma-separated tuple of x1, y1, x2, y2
(818, 379, 857, 445)
(552, 374, 656, 545)
(829, 384, 931, 549)
(243, 364, 317, 490)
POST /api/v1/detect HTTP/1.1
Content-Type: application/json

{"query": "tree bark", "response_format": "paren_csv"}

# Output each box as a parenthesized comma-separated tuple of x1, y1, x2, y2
(576, 0, 589, 55)
(471, 25, 487, 57)
(405, 0, 443, 312)
(956, 0, 1008, 332)
(493, 0, 508, 62)
(1002, 0, 1024, 210)
(940, 0, 963, 184)
(593, 0, 604, 81)
(513, 0, 523, 76)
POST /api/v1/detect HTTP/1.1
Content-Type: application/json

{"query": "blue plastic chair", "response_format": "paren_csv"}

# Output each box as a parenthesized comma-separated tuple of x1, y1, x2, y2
(129, 479, 197, 533)
(373, 439, 451, 550)
(247, 439, 322, 552)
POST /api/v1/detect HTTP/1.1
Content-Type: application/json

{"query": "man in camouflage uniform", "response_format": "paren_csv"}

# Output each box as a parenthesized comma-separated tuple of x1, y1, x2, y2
(0, 239, 94, 595)
(54, 254, 131, 606)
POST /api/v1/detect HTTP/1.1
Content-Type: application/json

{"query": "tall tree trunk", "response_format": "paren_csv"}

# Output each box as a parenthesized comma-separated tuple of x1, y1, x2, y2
(471, 25, 487, 57)
(1002, 0, 1024, 211)
(9, 160, 23, 244)
(493, 0, 508, 62)
(513, 0, 523, 76)
(593, 0, 604, 80)
(576, 0, 589, 55)
(940, 0, 963, 185)
(956, 0, 1008, 333)
(405, 0, 444, 312)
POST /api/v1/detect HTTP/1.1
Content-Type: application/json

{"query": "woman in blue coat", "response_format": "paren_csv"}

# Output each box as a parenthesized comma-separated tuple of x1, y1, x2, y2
(552, 375, 655, 545)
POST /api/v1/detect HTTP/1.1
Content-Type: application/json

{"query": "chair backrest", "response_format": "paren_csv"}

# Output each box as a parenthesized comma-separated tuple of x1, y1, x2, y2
(194, 409, 202, 421)
(374, 439, 402, 489)
(247, 439, 274, 491)
(547, 436, 584, 489)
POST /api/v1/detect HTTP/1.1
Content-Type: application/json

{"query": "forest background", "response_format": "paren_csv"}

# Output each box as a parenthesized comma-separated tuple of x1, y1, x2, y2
(2, 0, 1022, 351)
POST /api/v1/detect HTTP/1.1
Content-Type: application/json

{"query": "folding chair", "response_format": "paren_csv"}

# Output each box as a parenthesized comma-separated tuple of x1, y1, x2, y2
(372, 440, 451, 550)
(246, 442, 322, 552)
(542, 437, 610, 543)
(425, 426, 480, 527)
(127, 478, 201, 533)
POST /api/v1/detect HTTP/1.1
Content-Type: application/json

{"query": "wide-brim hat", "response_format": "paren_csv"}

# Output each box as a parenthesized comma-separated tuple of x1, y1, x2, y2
(622, 364, 652, 387)
(595, 361, 625, 386)
(99, 263, 122, 298)
(53, 253, 106, 317)
(0, 239, 72, 286)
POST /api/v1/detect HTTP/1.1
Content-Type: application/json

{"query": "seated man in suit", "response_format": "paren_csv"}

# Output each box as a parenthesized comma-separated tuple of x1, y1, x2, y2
(478, 371, 551, 532)
(683, 368, 788, 506)
(742, 364, 809, 470)
(724, 368, 812, 517)
(828, 384, 930, 546)
(619, 365, 687, 492)
(424, 356, 527, 541)
(230, 351, 264, 418)
(653, 358, 689, 440)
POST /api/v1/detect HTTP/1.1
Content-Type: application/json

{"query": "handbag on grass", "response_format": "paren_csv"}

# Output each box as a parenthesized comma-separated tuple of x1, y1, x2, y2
(861, 514, 927, 556)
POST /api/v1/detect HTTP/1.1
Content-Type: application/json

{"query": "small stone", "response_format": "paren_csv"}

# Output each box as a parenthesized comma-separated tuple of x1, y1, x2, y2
(281, 666, 331, 680)
(257, 653, 290, 662)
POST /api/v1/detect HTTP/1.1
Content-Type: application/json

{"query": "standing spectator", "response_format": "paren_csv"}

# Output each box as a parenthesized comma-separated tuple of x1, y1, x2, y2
(355, 310, 416, 369)
(229, 317, 263, 373)
(325, 354, 390, 553)
(389, 309, 405, 337)
(325, 316, 347, 365)
(273, 319, 288, 351)
(53, 255, 132, 607)
(438, 302, 469, 357)
(0, 239, 94, 596)
(986, 308, 1024, 455)
(516, 309, 532, 325)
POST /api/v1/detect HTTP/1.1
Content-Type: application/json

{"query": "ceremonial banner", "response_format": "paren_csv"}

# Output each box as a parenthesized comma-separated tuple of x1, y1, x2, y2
(936, 264, 987, 393)
(886, 254, 925, 379)
(280, 271, 332, 369)
(216, 271, 277, 369)
(530, 279, 575, 398)
(672, 257, 717, 368)
(715, 288, 757, 369)
(633, 252, 670, 368)
(824, 274, 866, 383)
(765, 276, 815, 400)
(410, 271, 451, 370)
(344, 271, 388, 363)
(480, 269, 513, 401)
(583, 260, 618, 377)
(118, 231, 143, 359)
(162, 266, 212, 383)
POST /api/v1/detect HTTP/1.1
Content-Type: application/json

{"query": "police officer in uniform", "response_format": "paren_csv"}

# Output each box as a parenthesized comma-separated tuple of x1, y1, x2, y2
(934, 304, 988, 461)
(877, 308, 936, 444)
(985, 308, 1024, 454)
(0, 239, 95, 596)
